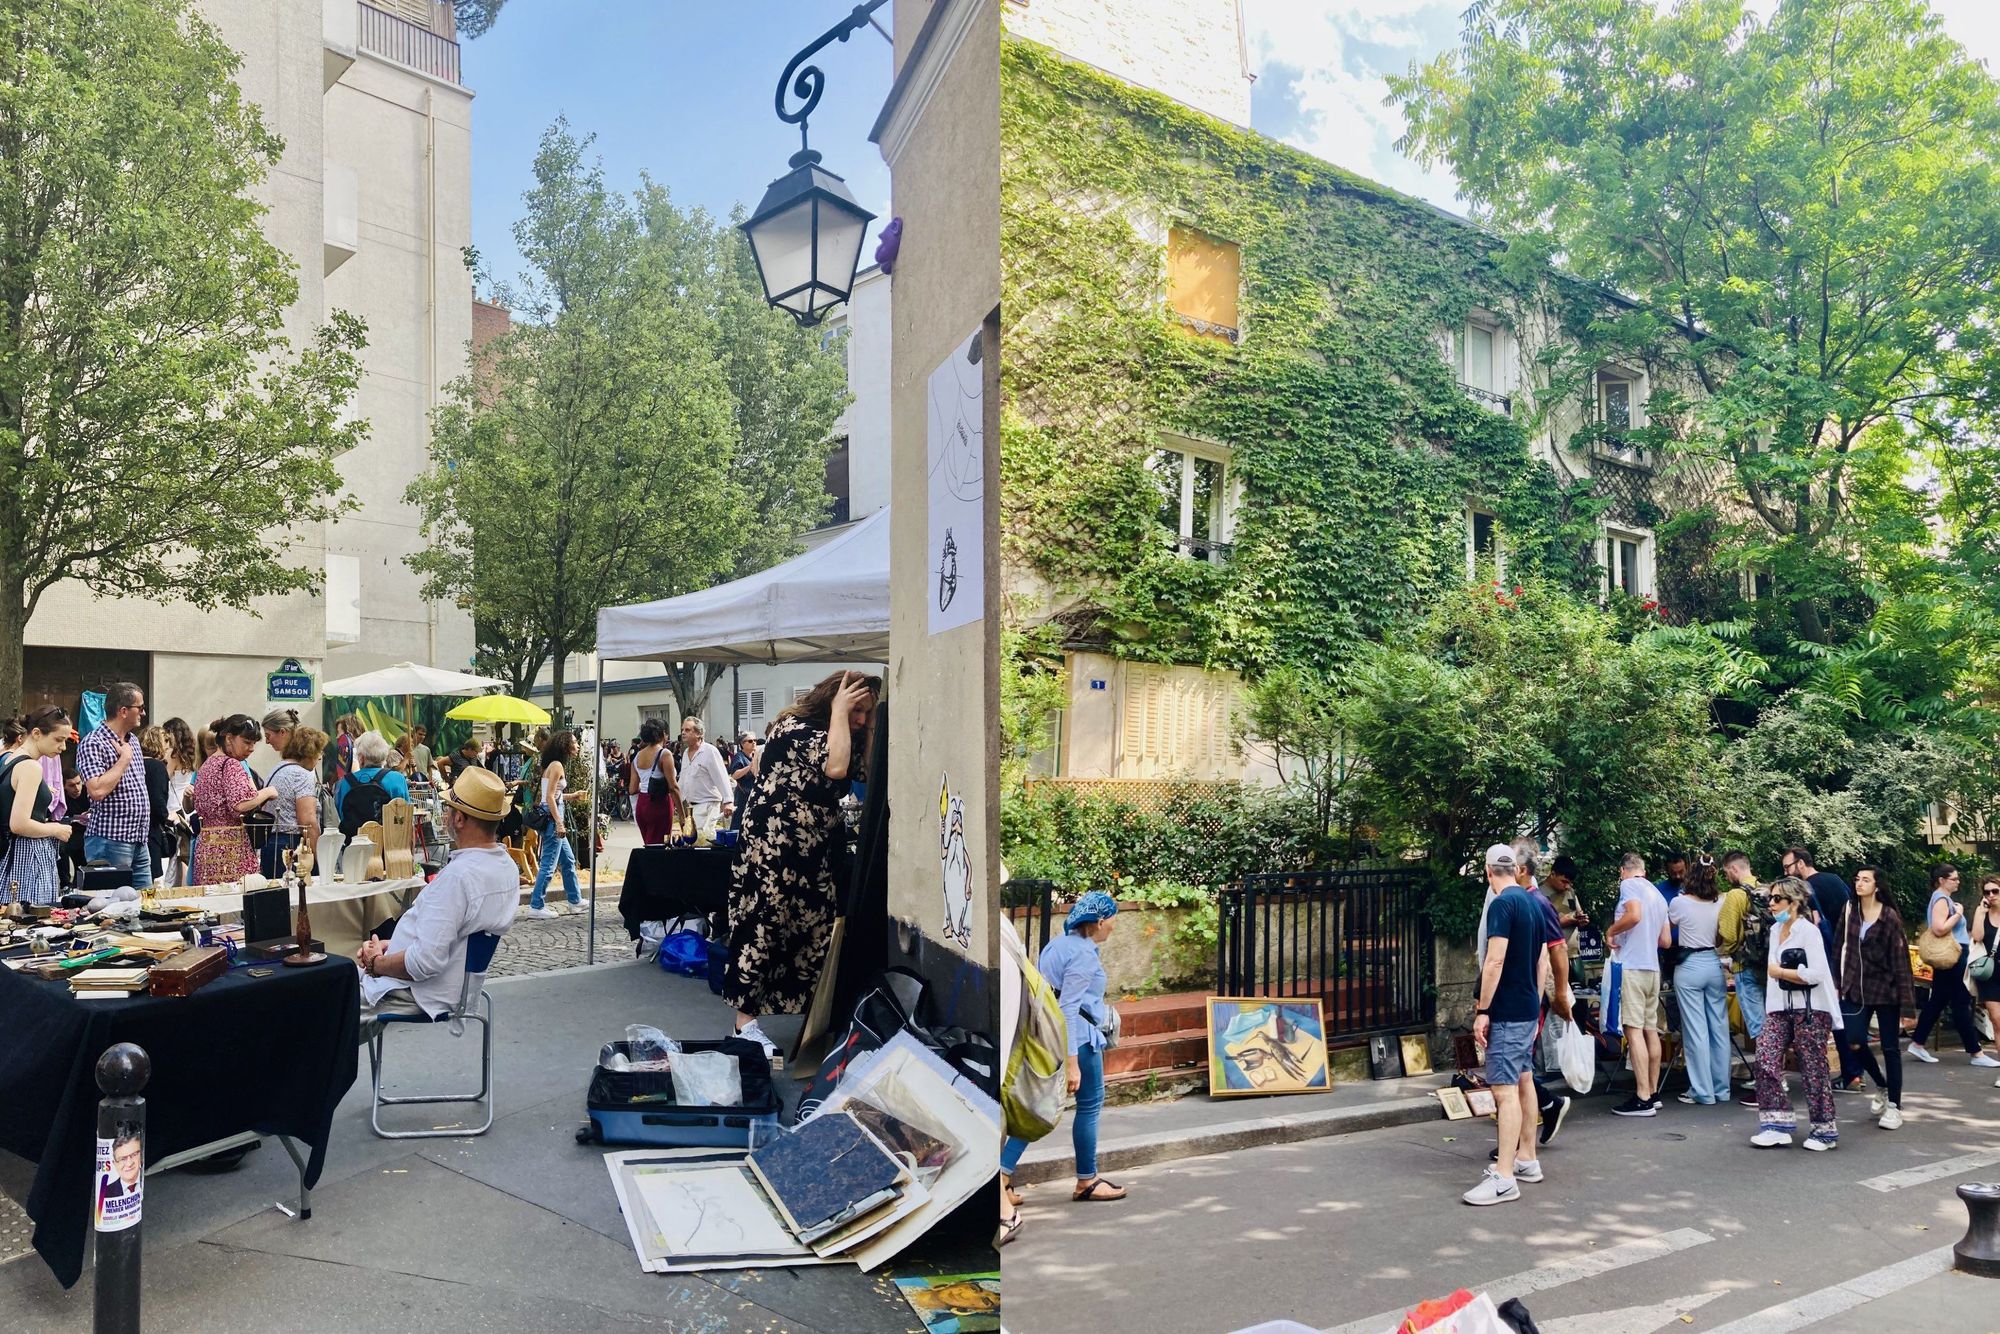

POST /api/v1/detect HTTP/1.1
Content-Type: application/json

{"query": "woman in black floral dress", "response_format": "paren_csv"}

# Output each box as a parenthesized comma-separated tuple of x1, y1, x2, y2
(725, 670, 880, 1054)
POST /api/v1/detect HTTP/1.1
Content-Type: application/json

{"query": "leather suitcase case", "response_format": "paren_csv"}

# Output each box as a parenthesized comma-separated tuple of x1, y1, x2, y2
(150, 944, 229, 997)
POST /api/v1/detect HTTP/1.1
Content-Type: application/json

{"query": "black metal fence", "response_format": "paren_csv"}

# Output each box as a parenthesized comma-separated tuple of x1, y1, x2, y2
(1216, 867, 1431, 1041)
(1001, 879, 1057, 953)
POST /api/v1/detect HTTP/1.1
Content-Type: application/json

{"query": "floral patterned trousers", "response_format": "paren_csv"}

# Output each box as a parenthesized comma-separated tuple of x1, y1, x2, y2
(1756, 1006, 1836, 1141)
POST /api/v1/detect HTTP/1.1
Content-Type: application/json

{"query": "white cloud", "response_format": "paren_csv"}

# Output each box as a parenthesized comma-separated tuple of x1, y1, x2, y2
(1248, 1, 2000, 211)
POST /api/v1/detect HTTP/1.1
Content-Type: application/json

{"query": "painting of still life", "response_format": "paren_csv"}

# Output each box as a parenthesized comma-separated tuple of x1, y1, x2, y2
(1206, 998, 1331, 1097)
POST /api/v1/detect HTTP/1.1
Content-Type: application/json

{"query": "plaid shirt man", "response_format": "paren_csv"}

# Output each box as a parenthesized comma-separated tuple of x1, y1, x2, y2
(77, 724, 148, 843)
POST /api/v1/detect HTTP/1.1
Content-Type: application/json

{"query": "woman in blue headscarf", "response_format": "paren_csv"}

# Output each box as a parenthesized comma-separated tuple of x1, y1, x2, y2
(1000, 889, 1126, 1246)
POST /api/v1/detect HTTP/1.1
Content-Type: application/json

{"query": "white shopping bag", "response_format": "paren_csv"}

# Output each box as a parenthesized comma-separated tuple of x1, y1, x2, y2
(1555, 1015, 1596, 1094)
(1416, 1293, 1511, 1334)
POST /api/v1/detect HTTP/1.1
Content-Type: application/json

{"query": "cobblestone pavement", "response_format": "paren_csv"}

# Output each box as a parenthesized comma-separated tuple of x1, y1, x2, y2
(485, 816, 645, 979)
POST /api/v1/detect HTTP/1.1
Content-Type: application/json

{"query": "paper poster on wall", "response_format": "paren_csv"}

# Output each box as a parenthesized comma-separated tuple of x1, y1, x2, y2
(938, 774, 973, 949)
(94, 1129, 143, 1232)
(927, 329, 984, 636)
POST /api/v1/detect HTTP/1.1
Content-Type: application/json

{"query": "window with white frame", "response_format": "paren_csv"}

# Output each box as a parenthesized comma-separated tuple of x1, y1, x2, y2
(1741, 567, 1774, 602)
(1454, 318, 1510, 413)
(741, 688, 767, 720)
(1149, 437, 1235, 562)
(1465, 507, 1503, 579)
(1600, 525, 1656, 598)
(793, 686, 811, 704)
(1594, 367, 1649, 465)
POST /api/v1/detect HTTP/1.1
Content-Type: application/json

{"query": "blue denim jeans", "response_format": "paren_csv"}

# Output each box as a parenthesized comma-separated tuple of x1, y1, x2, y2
(1674, 950, 1730, 1102)
(1736, 967, 1765, 1042)
(1001, 1043, 1106, 1180)
(84, 836, 152, 890)
(530, 828, 579, 909)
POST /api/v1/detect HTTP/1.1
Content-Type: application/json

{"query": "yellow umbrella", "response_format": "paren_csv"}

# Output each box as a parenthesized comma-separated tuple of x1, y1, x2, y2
(445, 694, 552, 726)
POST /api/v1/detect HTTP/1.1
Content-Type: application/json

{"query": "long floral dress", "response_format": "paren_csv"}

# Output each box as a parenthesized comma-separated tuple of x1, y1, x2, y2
(192, 752, 257, 885)
(724, 714, 844, 1016)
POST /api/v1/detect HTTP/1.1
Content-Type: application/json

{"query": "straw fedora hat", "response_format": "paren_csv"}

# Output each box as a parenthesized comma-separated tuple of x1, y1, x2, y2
(440, 766, 509, 823)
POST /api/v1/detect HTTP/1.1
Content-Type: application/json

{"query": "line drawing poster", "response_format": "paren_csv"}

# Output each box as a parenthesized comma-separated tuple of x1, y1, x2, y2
(927, 328, 984, 636)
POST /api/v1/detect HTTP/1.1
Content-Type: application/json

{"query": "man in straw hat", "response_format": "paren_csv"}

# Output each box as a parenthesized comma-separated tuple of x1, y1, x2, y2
(356, 766, 518, 1027)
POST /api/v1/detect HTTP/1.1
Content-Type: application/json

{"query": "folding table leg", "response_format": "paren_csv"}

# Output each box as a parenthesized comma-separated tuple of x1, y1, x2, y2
(276, 1135, 312, 1221)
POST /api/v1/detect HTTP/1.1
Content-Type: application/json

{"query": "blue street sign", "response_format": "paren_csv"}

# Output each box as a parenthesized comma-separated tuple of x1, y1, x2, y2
(267, 658, 314, 702)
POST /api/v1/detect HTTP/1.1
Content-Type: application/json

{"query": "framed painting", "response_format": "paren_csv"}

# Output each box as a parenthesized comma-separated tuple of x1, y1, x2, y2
(1205, 998, 1332, 1097)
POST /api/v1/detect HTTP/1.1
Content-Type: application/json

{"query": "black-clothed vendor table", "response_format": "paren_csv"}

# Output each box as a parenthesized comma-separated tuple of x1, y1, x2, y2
(0, 956, 359, 1287)
(617, 845, 737, 939)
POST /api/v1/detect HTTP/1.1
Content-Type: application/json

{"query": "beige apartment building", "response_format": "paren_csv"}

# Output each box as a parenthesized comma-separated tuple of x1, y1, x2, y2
(21, 0, 474, 727)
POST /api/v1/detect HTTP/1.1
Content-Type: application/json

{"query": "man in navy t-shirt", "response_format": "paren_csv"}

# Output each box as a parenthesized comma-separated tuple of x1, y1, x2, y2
(1466, 843, 1550, 1206)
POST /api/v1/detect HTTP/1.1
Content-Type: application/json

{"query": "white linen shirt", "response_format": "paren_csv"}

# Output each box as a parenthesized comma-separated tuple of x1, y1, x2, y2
(1764, 915, 1840, 1019)
(359, 844, 517, 1016)
(678, 744, 734, 806)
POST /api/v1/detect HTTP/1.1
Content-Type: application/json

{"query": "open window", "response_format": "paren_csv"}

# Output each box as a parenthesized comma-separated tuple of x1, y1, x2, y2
(1599, 524, 1656, 599)
(1593, 366, 1650, 466)
(1167, 225, 1242, 344)
(1454, 318, 1510, 414)
(1465, 507, 1503, 579)
(1150, 436, 1235, 563)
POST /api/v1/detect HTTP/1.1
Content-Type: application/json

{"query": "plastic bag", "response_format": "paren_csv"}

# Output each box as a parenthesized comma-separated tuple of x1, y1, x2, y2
(637, 920, 667, 962)
(600, 1025, 679, 1073)
(1555, 1016, 1596, 1094)
(658, 930, 709, 977)
(671, 1049, 743, 1107)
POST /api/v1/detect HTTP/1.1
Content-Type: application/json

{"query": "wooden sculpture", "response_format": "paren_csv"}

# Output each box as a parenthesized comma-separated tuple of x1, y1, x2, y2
(379, 799, 416, 879)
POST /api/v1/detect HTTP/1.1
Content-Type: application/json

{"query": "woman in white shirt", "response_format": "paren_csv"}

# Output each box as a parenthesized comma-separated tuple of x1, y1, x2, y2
(1752, 876, 1840, 1151)
(1667, 856, 1729, 1105)
(675, 717, 734, 843)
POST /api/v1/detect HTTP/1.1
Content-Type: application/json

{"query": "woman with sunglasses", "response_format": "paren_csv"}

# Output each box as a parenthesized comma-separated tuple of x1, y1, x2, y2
(1752, 877, 1840, 1151)
(1972, 877, 2000, 1081)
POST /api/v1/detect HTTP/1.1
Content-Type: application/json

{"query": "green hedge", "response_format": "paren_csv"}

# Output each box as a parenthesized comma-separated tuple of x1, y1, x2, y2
(1001, 782, 1328, 894)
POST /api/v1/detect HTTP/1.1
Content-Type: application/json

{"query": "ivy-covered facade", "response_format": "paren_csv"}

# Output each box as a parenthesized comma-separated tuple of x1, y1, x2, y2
(1001, 37, 1732, 778)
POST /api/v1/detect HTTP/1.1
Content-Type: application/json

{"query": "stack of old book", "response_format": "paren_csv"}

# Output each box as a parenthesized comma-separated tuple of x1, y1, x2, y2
(746, 1110, 921, 1253)
(69, 966, 150, 997)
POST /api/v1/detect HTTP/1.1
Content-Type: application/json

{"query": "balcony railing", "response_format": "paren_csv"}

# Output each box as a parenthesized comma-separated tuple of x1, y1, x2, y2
(1169, 534, 1233, 564)
(1459, 382, 1511, 415)
(359, 1, 461, 84)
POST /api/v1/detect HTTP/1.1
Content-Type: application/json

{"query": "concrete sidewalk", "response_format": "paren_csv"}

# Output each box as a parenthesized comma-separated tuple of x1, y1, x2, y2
(1013, 1071, 1454, 1185)
(0, 957, 993, 1333)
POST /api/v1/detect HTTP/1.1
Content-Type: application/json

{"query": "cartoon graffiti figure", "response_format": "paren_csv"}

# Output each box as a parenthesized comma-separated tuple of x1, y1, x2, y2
(939, 774, 973, 947)
(936, 527, 959, 613)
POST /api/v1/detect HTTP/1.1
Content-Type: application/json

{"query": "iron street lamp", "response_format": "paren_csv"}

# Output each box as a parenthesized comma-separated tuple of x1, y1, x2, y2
(740, 1, 886, 326)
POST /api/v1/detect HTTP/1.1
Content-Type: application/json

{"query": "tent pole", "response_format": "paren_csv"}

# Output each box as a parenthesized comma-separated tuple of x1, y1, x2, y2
(588, 666, 601, 966)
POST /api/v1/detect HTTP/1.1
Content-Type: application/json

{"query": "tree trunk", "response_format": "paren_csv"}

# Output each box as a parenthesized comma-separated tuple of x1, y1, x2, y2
(665, 663, 725, 729)
(1791, 596, 1829, 646)
(0, 587, 23, 714)
(549, 648, 566, 725)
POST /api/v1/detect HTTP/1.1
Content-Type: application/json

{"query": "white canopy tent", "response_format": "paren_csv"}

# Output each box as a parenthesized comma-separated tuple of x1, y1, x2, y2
(583, 506, 891, 961)
(596, 505, 890, 665)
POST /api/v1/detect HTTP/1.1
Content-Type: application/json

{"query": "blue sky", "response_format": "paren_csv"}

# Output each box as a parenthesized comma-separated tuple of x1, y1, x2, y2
(461, 2, 894, 301)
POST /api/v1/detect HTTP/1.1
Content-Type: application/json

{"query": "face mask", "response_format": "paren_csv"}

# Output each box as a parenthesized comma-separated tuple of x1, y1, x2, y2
(1773, 909, 1792, 925)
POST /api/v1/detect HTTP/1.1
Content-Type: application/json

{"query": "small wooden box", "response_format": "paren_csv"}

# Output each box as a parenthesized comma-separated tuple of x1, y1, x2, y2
(149, 945, 229, 997)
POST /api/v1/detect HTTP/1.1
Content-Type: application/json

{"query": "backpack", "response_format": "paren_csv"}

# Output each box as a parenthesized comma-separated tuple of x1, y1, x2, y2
(1002, 922, 1070, 1143)
(338, 771, 392, 838)
(1734, 887, 1774, 973)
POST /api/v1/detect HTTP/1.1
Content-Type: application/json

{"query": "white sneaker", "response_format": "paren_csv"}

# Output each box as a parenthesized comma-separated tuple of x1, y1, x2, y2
(734, 1019, 779, 1058)
(561, 900, 586, 916)
(1802, 1133, 1838, 1152)
(1462, 1169, 1520, 1206)
(1869, 1094, 1887, 1117)
(520, 905, 559, 920)
(1908, 1042, 1938, 1064)
(1512, 1159, 1544, 1183)
(1751, 1128, 1793, 1148)
(1879, 1105, 1904, 1130)
(1970, 1053, 1999, 1068)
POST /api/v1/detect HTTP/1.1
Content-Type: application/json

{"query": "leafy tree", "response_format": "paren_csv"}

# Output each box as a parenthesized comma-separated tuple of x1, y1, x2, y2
(1391, 0, 2000, 645)
(406, 122, 740, 716)
(646, 195, 851, 728)
(0, 0, 366, 711)
(452, 0, 506, 40)
(1342, 580, 1717, 937)
(1000, 623, 1069, 794)
(1237, 663, 1359, 850)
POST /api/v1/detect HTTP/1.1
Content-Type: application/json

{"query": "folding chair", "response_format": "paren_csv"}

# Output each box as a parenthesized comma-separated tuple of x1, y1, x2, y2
(366, 932, 500, 1139)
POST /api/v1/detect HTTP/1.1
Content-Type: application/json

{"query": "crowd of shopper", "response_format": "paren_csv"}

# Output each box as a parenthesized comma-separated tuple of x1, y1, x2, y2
(1462, 840, 1997, 1204)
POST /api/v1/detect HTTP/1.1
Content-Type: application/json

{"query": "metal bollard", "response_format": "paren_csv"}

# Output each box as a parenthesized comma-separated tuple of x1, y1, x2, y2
(93, 1043, 150, 1334)
(1954, 1181, 2000, 1277)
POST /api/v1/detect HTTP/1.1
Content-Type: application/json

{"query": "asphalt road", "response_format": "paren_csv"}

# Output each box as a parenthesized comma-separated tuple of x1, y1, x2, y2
(1002, 1055, 2000, 1334)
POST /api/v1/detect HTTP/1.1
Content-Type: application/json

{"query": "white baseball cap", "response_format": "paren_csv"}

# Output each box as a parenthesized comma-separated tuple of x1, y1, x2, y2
(1484, 842, 1518, 870)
